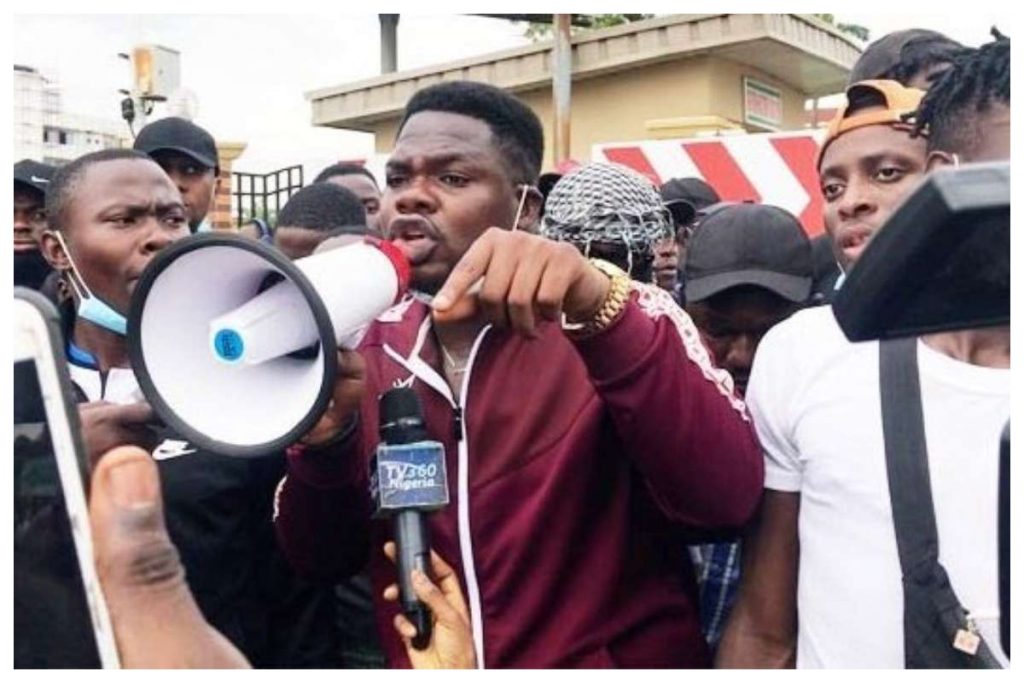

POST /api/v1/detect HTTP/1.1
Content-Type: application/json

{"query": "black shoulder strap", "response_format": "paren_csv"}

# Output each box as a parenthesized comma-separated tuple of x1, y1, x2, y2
(879, 338, 938, 575)
(879, 338, 1001, 668)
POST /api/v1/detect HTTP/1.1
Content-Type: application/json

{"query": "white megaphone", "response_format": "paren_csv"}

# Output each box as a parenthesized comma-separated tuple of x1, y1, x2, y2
(128, 233, 410, 456)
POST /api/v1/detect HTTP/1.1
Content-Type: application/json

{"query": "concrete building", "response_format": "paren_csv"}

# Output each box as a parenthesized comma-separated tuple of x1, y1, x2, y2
(14, 64, 129, 165)
(306, 14, 862, 169)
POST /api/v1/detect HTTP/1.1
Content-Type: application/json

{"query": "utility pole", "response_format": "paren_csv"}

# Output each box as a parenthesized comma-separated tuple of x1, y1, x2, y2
(552, 14, 572, 164)
(380, 14, 400, 74)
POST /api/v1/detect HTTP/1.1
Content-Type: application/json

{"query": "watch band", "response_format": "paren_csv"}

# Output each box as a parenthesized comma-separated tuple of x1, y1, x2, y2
(563, 259, 632, 338)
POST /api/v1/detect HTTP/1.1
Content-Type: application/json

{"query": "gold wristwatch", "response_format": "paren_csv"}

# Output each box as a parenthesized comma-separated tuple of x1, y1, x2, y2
(563, 259, 632, 338)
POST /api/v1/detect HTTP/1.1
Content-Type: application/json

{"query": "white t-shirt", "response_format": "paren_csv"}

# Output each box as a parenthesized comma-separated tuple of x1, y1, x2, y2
(747, 306, 1009, 668)
(68, 363, 143, 404)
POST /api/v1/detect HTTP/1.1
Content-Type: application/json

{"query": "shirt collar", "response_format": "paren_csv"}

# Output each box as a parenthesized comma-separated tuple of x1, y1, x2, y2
(66, 339, 99, 369)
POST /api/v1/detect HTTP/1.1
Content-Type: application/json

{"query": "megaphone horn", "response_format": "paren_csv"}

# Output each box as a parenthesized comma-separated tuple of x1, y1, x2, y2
(128, 233, 410, 457)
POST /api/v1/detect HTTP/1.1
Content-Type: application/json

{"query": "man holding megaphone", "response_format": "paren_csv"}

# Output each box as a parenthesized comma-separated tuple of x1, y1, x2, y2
(274, 81, 764, 669)
(35, 148, 348, 667)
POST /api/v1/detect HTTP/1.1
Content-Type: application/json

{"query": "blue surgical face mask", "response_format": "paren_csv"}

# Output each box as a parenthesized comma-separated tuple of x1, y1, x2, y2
(76, 293, 129, 335)
(55, 231, 128, 336)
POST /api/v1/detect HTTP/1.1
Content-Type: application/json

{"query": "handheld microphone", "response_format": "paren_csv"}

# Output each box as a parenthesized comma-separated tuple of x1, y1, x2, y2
(371, 388, 449, 650)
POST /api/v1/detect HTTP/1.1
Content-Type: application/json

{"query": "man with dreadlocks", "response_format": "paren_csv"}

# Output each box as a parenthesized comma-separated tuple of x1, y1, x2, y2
(915, 29, 1010, 164)
(718, 38, 1010, 669)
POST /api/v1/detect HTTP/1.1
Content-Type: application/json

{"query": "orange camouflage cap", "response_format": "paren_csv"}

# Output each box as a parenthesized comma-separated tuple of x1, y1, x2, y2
(817, 80, 927, 169)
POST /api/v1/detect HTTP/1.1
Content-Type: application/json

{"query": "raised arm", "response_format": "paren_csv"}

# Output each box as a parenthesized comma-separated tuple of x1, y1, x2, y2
(432, 230, 763, 530)
(571, 284, 764, 530)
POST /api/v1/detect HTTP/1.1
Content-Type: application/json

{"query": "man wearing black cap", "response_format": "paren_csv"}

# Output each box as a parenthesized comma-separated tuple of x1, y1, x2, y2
(14, 159, 56, 290)
(682, 202, 811, 652)
(849, 29, 964, 93)
(661, 177, 721, 214)
(133, 117, 220, 233)
(685, 203, 812, 397)
(659, 177, 722, 304)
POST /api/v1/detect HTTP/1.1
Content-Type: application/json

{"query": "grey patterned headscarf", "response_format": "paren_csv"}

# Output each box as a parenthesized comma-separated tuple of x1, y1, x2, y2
(540, 162, 674, 274)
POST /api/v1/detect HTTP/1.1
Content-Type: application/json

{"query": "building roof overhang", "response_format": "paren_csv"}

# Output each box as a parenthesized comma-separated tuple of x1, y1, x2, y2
(307, 14, 862, 132)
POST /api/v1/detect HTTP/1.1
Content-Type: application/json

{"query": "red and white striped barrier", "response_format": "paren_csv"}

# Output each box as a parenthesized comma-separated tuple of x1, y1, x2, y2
(593, 130, 827, 236)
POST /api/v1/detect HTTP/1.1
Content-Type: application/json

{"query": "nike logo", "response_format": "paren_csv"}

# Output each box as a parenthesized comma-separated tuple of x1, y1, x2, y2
(152, 439, 197, 460)
(30, 176, 50, 184)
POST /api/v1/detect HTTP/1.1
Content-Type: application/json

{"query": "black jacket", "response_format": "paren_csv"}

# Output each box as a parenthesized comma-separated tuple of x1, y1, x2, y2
(61, 300, 339, 667)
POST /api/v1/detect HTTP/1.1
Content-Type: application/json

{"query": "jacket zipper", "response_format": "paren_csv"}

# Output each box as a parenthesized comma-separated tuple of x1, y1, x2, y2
(452, 406, 463, 442)
(454, 327, 489, 668)
(382, 323, 490, 668)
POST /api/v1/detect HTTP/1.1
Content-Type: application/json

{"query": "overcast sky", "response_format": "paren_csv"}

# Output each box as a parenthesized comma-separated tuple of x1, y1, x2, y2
(12, 10, 1013, 177)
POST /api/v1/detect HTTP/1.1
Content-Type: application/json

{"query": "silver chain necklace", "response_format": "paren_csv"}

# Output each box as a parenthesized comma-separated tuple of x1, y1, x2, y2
(439, 342, 467, 374)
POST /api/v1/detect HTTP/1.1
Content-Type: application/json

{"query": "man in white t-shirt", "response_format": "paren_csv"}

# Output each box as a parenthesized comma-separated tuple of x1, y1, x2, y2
(717, 40, 1010, 669)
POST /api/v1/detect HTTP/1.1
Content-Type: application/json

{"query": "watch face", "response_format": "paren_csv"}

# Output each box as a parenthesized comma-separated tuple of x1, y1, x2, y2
(560, 257, 631, 336)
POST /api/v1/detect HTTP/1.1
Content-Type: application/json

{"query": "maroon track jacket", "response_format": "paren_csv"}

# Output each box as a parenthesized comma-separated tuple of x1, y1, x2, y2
(274, 284, 763, 668)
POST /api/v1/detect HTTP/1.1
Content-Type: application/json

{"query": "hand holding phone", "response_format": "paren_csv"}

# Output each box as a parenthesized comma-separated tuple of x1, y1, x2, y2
(15, 290, 120, 668)
(88, 446, 250, 668)
(15, 288, 249, 669)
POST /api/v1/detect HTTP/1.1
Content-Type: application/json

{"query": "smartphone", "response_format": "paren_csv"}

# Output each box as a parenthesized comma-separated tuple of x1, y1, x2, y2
(13, 288, 120, 669)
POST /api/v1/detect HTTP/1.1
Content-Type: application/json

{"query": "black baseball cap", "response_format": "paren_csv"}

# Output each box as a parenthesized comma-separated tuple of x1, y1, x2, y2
(685, 203, 812, 303)
(14, 159, 55, 196)
(661, 177, 720, 209)
(133, 117, 219, 170)
(849, 29, 962, 85)
(661, 176, 720, 228)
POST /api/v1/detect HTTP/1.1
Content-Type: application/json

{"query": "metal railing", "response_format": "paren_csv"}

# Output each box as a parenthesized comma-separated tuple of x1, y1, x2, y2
(231, 165, 303, 227)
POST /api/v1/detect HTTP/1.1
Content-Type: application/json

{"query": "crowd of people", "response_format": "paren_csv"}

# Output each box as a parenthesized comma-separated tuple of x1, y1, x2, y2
(12, 26, 1010, 669)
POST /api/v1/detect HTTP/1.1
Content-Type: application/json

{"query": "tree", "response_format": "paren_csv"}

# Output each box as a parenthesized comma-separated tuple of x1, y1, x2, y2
(814, 14, 870, 42)
(512, 14, 869, 43)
